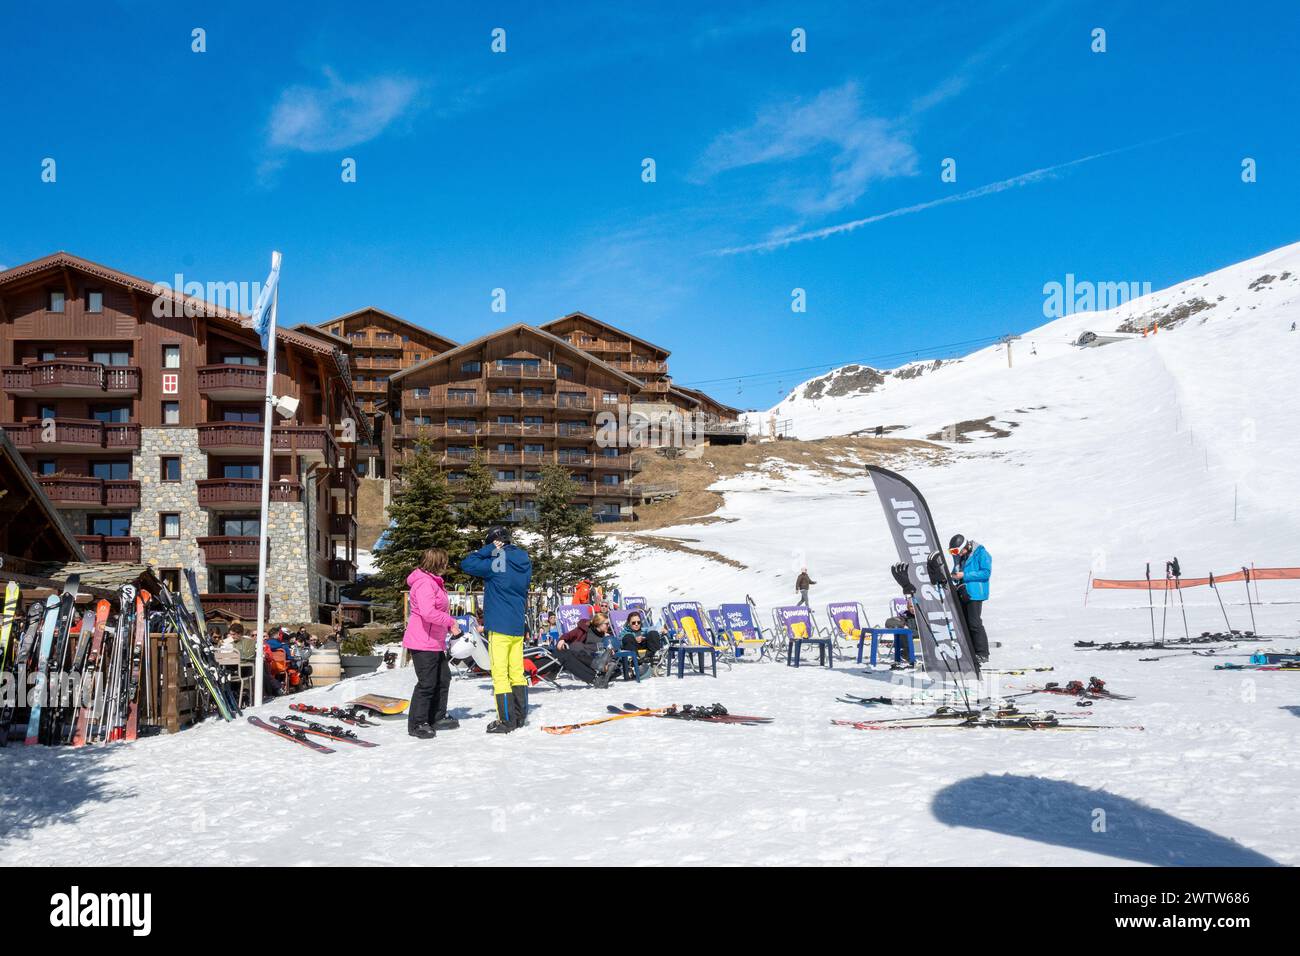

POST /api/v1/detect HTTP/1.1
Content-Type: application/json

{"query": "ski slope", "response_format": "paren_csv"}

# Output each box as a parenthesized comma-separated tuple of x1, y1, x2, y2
(2, 243, 1298, 867)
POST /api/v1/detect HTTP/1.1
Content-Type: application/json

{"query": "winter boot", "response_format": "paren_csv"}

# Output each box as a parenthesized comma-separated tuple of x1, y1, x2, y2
(486, 693, 514, 734)
(408, 723, 437, 739)
(432, 715, 460, 730)
(511, 684, 529, 728)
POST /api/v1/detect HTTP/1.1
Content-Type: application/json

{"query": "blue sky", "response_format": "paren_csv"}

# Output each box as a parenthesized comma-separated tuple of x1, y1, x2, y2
(2, 1, 1297, 406)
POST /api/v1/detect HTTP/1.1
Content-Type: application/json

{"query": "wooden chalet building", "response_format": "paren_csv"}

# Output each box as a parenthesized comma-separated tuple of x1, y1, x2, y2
(315, 307, 457, 477)
(0, 252, 364, 624)
(387, 323, 645, 523)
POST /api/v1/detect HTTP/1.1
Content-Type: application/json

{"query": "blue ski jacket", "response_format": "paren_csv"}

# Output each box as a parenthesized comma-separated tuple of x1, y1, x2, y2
(957, 544, 992, 601)
(460, 543, 532, 636)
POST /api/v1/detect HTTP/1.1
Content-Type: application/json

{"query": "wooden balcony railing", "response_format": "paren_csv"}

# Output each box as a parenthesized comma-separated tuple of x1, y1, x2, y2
(197, 536, 262, 564)
(199, 593, 269, 620)
(329, 513, 357, 538)
(196, 364, 266, 395)
(40, 476, 141, 507)
(328, 558, 357, 583)
(1, 419, 140, 451)
(196, 423, 338, 462)
(196, 478, 302, 507)
(76, 535, 142, 562)
(2, 361, 141, 396)
(485, 361, 557, 381)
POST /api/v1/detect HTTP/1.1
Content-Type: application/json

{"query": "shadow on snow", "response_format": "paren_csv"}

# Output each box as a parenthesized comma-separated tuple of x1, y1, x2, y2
(931, 774, 1278, 866)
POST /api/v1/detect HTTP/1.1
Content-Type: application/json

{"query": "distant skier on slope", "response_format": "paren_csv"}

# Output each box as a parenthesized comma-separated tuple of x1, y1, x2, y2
(949, 534, 992, 663)
(795, 567, 816, 606)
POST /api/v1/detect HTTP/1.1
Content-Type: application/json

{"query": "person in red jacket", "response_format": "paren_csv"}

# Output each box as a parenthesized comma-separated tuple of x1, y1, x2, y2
(403, 548, 462, 738)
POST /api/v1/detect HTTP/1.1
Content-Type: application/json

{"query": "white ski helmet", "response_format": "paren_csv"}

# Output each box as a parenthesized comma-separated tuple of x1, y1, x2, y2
(448, 634, 475, 661)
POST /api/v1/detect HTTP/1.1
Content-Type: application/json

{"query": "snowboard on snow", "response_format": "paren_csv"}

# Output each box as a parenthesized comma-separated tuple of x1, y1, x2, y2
(347, 694, 409, 715)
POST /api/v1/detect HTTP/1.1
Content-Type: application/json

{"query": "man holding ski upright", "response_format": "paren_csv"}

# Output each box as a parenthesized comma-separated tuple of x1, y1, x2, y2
(461, 525, 533, 734)
(949, 534, 992, 663)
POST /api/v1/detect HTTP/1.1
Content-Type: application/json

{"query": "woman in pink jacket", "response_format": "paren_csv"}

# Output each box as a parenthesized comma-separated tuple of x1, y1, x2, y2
(403, 548, 462, 738)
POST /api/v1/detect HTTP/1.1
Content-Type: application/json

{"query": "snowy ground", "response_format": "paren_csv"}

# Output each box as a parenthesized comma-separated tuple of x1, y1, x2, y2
(1, 243, 1296, 866)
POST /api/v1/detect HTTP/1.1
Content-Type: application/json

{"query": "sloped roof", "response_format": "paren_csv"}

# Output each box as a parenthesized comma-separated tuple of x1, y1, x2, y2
(390, 322, 645, 390)
(671, 384, 744, 417)
(319, 307, 458, 352)
(539, 311, 671, 359)
(0, 252, 335, 357)
(0, 430, 87, 562)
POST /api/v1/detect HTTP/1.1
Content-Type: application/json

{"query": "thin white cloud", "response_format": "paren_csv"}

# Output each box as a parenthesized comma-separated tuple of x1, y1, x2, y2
(266, 69, 422, 153)
(712, 145, 1141, 255)
(695, 82, 918, 216)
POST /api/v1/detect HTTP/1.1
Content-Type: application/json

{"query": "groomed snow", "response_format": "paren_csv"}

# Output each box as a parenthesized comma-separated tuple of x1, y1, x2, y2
(2, 243, 1297, 867)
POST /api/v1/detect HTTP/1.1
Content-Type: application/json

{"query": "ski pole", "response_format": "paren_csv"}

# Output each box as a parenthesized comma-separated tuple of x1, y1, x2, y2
(1160, 564, 1172, 641)
(1170, 557, 1190, 640)
(1209, 572, 1233, 633)
(1145, 562, 1156, 645)
(1241, 566, 1257, 635)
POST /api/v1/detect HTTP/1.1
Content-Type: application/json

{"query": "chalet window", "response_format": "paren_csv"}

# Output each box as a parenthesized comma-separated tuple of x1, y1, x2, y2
(496, 443, 516, 453)
(38, 404, 57, 420)
(222, 462, 260, 479)
(603, 392, 618, 405)
(37, 460, 57, 475)
(412, 353, 422, 361)
(447, 417, 476, 431)
(92, 350, 130, 366)
(492, 387, 515, 396)
(411, 387, 430, 399)
(90, 515, 131, 536)
(90, 405, 130, 423)
(525, 443, 544, 454)
(557, 364, 574, 380)
(495, 416, 516, 425)
(221, 354, 260, 366)
(87, 291, 104, 313)
(411, 415, 433, 426)
(497, 470, 516, 481)
(162, 346, 182, 369)
(49, 291, 65, 313)
(39, 349, 57, 362)
(461, 361, 481, 374)
(525, 471, 541, 481)
(162, 401, 181, 425)
(448, 471, 467, 482)
(219, 516, 259, 536)
(523, 416, 543, 426)
(160, 513, 181, 538)
(601, 447, 619, 458)
(523, 387, 543, 398)
(220, 571, 257, 593)
(221, 408, 260, 423)
(496, 358, 539, 371)
(601, 475, 621, 486)
(161, 457, 181, 481)
(90, 460, 131, 480)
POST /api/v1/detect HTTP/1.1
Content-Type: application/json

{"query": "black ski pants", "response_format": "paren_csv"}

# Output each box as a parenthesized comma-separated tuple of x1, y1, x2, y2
(962, 596, 990, 658)
(555, 647, 597, 685)
(409, 649, 451, 730)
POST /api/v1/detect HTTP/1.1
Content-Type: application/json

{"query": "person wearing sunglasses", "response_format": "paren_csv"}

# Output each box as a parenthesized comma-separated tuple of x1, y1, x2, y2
(620, 611, 662, 679)
(948, 534, 992, 663)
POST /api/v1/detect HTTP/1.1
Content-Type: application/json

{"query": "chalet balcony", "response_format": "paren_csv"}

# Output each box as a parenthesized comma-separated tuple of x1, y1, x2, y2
(565, 336, 631, 354)
(397, 422, 477, 441)
(486, 393, 555, 409)
(479, 422, 555, 438)
(354, 356, 403, 370)
(197, 478, 302, 509)
(328, 467, 357, 499)
(2, 361, 141, 398)
(347, 333, 404, 350)
(353, 379, 388, 393)
(200, 593, 269, 620)
(613, 359, 668, 374)
(555, 394, 594, 410)
(556, 425, 595, 441)
(557, 453, 592, 467)
(591, 454, 640, 471)
(329, 513, 357, 539)
(196, 423, 338, 464)
(197, 535, 262, 564)
(196, 364, 266, 401)
(76, 535, 142, 562)
(491, 480, 538, 494)
(1, 419, 140, 453)
(485, 451, 546, 466)
(328, 558, 357, 583)
(39, 476, 141, 509)
(485, 361, 557, 381)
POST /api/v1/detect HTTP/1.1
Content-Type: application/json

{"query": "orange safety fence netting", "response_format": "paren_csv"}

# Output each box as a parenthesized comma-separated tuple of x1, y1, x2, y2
(1090, 567, 1300, 590)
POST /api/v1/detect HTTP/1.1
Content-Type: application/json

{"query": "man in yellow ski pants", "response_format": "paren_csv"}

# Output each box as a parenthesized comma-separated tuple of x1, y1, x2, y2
(461, 526, 533, 733)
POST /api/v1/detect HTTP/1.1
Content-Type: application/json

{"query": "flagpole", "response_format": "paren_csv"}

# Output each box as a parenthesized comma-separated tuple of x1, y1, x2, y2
(252, 251, 281, 707)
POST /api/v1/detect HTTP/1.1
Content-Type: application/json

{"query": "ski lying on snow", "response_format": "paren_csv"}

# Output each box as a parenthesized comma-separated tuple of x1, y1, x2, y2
(616, 702, 774, 724)
(832, 715, 1144, 731)
(288, 703, 378, 726)
(272, 715, 379, 746)
(542, 707, 666, 735)
(982, 666, 1055, 675)
(1012, 678, 1134, 700)
(247, 716, 335, 753)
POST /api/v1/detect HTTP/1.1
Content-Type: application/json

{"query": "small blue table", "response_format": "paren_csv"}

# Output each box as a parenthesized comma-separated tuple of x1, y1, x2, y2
(857, 628, 917, 665)
(787, 637, 833, 668)
(670, 644, 717, 678)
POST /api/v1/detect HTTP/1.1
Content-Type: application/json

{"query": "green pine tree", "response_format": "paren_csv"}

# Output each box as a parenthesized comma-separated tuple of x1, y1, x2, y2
(459, 448, 510, 540)
(523, 461, 618, 595)
(366, 442, 466, 622)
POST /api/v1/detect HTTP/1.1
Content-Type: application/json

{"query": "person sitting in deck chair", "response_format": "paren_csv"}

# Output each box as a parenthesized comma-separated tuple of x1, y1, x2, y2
(619, 610, 662, 678)
(555, 611, 619, 688)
